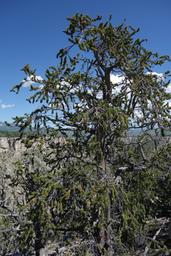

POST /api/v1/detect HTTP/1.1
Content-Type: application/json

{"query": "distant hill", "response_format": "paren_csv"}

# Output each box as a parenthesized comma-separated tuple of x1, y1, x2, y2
(128, 128, 171, 137)
(0, 121, 170, 138)
(0, 122, 19, 137)
(0, 122, 19, 131)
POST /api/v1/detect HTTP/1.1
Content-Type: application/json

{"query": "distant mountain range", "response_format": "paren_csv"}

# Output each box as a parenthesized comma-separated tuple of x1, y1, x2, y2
(0, 121, 170, 137)
(0, 122, 19, 132)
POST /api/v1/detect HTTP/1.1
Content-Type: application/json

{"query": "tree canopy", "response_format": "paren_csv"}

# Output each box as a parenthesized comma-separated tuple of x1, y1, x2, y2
(1, 14, 171, 256)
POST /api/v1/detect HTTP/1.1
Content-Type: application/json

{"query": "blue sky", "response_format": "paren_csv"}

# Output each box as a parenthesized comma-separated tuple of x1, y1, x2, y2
(0, 0, 171, 122)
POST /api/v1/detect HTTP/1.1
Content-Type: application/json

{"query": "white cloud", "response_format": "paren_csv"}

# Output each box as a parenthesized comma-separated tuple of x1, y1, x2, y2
(21, 75, 43, 88)
(146, 71, 164, 82)
(22, 80, 33, 88)
(166, 84, 171, 94)
(146, 73, 171, 107)
(110, 74, 125, 84)
(110, 74, 129, 96)
(96, 91, 103, 99)
(111, 72, 170, 96)
(33, 75, 43, 82)
(0, 104, 15, 109)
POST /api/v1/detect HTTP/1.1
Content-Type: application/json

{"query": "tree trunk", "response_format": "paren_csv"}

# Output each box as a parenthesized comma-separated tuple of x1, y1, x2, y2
(34, 218, 44, 256)
(100, 158, 113, 255)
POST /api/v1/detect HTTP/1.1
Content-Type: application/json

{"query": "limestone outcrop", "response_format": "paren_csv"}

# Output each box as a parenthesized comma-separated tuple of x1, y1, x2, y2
(0, 137, 24, 152)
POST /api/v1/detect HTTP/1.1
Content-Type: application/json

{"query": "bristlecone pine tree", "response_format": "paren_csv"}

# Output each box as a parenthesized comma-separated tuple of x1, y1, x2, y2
(1, 14, 171, 255)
